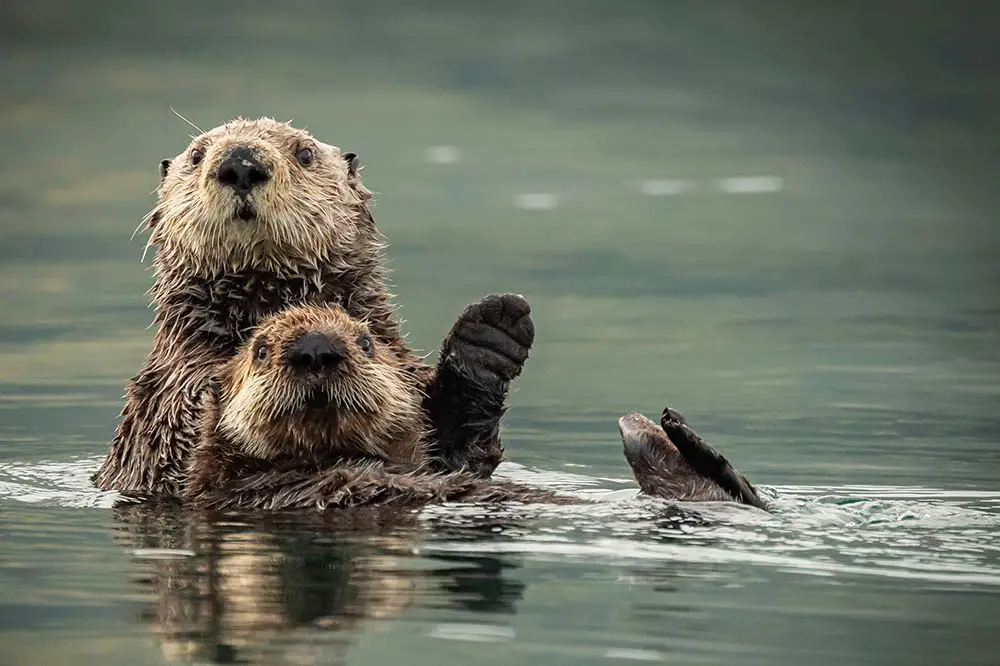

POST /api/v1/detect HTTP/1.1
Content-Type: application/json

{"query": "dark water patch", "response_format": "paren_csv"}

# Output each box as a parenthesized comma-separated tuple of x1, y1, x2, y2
(518, 248, 984, 299)
(522, 250, 782, 299)
(727, 312, 1000, 335)
(605, 410, 998, 445)
(0, 232, 132, 263)
(0, 390, 122, 442)
(0, 320, 136, 346)
(0, 381, 123, 397)
(420, 553, 529, 614)
(0, 603, 128, 631)
(0, 191, 31, 211)
(4, 2, 998, 149)
(0, 322, 74, 345)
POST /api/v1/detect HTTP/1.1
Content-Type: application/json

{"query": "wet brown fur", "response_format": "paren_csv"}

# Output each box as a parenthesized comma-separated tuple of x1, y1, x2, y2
(94, 117, 521, 496)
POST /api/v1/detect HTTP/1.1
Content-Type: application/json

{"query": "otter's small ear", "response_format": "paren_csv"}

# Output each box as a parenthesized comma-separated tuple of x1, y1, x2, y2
(343, 152, 360, 179)
(158, 159, 171, 182)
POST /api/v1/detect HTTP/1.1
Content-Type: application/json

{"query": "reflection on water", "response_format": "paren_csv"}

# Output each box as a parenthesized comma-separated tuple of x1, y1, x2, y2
(3, 455, 1000, 664)
(2, 456, 999, 664)
(2, 0, 1000, 665)
(112, 502, 422, 665)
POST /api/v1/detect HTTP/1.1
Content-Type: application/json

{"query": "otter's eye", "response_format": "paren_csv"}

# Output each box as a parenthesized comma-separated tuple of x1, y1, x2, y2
(358, 334, 374, 357)
(190, 148, 204, 166)
(296, 147, 314, 166)
(254, 341, 269, 363)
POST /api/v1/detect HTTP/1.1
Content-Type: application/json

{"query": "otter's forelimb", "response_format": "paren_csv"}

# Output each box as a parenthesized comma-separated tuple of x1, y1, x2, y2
(422, 293, 534, 478)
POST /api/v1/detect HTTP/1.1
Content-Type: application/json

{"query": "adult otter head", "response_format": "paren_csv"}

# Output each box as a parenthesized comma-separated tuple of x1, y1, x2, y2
(148, 117, 371, 275)
(211, 304, 425, 465)
(618, 410, 768, 509)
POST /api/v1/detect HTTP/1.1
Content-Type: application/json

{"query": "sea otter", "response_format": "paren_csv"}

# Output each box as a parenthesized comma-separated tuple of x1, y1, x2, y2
(93, 117, 532, 496)
(182, 303, 768, 512)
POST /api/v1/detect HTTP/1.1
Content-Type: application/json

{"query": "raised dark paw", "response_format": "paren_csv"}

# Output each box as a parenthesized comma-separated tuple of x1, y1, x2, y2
(660, 406, 689, 429)
(441, 293, 535, 384)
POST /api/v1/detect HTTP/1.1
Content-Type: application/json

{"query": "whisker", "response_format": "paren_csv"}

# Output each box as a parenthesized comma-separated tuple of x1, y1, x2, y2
(140, 237, 154, 263)
(130, 209, 156, 241)
(170, 107, 204, 134)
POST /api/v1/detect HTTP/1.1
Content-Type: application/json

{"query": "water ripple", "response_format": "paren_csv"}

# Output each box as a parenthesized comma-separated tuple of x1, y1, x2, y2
(2, 456, 998, 593)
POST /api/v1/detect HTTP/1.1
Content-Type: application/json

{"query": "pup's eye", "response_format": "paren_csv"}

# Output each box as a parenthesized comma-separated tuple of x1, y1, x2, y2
(254, 341, 269, 362)
(190, 148, 204, 166)
(357, 334, 374, 356)
(295, 147, 314, 166)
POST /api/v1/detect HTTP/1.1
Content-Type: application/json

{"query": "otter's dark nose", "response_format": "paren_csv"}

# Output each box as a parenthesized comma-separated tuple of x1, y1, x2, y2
(216, 147, 270, 194)
(286, 332, 347, 373)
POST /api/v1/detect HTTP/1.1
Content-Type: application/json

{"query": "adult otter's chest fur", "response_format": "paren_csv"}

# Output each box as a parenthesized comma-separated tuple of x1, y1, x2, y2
(94, 117, 536, 497)
(161, 267, 382, 349)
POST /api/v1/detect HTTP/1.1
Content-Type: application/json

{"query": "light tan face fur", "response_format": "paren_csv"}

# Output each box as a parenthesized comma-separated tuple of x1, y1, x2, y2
(147, 117, 372, 274)
(214, 305, 424, 464)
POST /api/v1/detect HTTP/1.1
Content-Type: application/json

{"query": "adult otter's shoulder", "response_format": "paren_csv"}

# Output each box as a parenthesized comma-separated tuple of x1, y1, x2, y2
(183, 304, 768, 512)
(94, 117, 533, 496)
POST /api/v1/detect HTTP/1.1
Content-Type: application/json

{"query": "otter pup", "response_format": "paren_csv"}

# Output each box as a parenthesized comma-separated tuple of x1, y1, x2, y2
(184, 304, 768, 512)
(94, 117, 532, 496)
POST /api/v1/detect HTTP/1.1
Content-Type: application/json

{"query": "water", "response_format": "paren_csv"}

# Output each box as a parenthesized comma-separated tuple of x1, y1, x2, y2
(1, 2, 999, 664)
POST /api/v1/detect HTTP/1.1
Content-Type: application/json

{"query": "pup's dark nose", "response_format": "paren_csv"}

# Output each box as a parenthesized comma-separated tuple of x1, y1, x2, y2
(286, 332, 347, 373)
(216, 147, 270, 194)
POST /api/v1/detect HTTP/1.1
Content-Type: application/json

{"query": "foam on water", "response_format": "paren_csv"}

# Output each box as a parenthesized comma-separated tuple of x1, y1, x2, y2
(0, 456, 122, 509)
(2, 456, 998, 588)
(425, 463, 1000, 588)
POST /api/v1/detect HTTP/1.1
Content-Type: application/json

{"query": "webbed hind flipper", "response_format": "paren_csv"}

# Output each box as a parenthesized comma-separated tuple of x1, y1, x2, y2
(659, 407, 769, 511)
